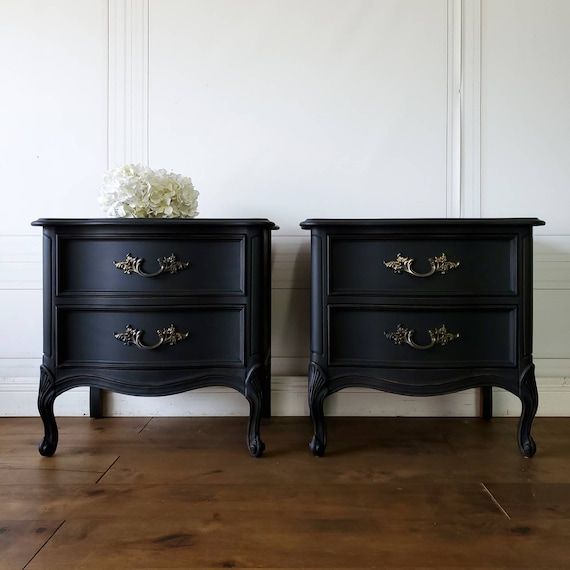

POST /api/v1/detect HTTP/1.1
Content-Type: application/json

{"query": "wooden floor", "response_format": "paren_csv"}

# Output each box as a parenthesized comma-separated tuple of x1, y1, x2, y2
(1, 417, 570, 569)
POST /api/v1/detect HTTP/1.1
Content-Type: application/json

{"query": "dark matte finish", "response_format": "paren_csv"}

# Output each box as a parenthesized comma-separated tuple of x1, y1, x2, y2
(300, 218, 544, 227)
(33, 218, 276, 456)
(301, 218, 544, 457)
(32, 218, 277, 227)
(58, 236, 246, 295)
(89, 388, 102, 418)
(58, 306, 245, 367)
(329, 236, 517, 296)
(329, 306, 516, 367)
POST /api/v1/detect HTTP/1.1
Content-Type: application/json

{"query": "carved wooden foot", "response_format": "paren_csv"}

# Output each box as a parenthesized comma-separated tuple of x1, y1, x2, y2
(308, 362, 328, 457)
(245, 364, 265, 458)
(518, 364, 538, 457)
(38, 366, 58, 457)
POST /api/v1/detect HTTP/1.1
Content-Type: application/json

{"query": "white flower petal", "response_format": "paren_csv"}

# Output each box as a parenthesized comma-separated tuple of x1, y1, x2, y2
(99, 164, 199, 218)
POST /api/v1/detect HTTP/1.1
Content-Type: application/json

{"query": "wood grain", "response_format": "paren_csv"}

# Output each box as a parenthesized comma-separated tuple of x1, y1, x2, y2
(2, 417, 570, 568)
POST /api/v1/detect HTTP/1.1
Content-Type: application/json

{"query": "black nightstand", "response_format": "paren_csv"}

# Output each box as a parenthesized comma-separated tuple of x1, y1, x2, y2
(301, 218, 544, 457)
(32, 218, 276, 457)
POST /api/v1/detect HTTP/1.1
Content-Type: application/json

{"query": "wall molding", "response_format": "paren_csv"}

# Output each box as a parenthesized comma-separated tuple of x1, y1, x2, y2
(107, 0, 149, 168)
(446, 0, 482, 219)
(446, 0, 462, 218)
(460, 0, 482, 217)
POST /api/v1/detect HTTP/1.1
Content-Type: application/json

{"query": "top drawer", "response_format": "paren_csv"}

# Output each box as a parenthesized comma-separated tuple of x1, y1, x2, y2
(57, 236, 245, 296)
(328, 235, 517, 296)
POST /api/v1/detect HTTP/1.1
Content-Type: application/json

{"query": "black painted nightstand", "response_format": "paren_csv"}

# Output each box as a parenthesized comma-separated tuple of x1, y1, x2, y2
(32, 218, 276, 457)
(301, 218, 544, 457)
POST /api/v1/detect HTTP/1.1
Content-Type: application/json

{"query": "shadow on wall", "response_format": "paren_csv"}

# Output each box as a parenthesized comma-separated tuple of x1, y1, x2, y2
(532, 236, 570, 372)
(271, 234, 311, 376)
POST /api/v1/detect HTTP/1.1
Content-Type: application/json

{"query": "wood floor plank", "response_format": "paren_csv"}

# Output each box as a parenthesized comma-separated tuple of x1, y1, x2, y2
(25, 515, 570, 569)
(139, 417, 451, 449)
(0, 483, 498, 521)
(0, 417, 151, 449)
(2, 417, 570, 569)
(0, 450, 120, 474)
(98, 441, 547, 486)
(0, 447, 119, 487)
(0, 468, 104, 486)
(451, 450, 570, 484)
(98, 447, 462, 486)
(0, 519, 64, 570)
(484, 483, 570, 520)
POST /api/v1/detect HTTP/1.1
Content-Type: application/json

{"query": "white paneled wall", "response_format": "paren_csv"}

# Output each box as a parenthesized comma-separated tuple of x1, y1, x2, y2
(1, 0, 570, 416)
(481, 0, 570, 234)
(0, 0, 106, 416)
(0, 0, 108, 231)
(479, 0, 570, 414)
(148, 0, 449, 232)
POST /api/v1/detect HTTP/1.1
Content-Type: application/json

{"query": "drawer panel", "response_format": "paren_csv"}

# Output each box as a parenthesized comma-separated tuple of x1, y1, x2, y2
(329, 236, 517, 296)
(57, 237, 245, 295)
(56, 306, 244, 367)
(329, 306, 516, 367)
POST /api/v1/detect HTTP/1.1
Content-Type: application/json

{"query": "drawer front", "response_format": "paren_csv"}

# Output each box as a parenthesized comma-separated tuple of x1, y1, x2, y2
(329, 236, 517, 296)
(329, 306, 516, 367)
(56, 306, 244, 367)
(57, 237, 245, 295)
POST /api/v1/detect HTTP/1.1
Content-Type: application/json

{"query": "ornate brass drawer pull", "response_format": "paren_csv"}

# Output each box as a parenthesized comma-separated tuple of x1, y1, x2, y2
(114, 324, 189, 350)
(114, 253, 190, 277)
(383, 253, 459, 277)
(385, 324, 459, 350)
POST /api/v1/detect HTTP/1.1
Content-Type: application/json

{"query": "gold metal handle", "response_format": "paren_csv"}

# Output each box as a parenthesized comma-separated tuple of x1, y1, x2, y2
(114, 324, 189, 350)
(384, 324, 459, 350)
(114, 253, 190, 277)
(383, 253, 459, 277)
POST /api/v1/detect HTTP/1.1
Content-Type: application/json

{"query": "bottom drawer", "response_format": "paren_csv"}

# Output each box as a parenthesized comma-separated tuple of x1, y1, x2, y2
(56, 306, 244, 368)
(329, 306, 516, 368)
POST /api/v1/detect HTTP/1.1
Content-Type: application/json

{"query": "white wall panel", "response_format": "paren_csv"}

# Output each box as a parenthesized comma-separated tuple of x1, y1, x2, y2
(0, 0, 107, 415)
(0, 291, 42, 359)
(534, 290, 570, 359)
(148, 0, 449, 234)
(534, 236, 570, 290)
(0, 236, 41, 290)
(0, 0, 108, 234)
(479, 0, 570, 414)
(481, 0, 570, 233)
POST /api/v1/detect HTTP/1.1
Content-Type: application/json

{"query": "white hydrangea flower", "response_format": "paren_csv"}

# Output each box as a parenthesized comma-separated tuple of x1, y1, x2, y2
(99, 164, 199, 218)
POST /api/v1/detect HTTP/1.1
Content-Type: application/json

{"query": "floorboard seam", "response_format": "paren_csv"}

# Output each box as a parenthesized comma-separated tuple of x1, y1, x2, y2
(22, 520, 65, 569)
(95, 455, 121, 484)
(480, 482, 511, 520)
(138, 417, 154, 434)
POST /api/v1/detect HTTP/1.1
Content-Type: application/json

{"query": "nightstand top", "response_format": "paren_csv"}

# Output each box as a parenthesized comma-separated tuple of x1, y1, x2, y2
(300, 218, 545, 228)
(32, 218, 278, 229)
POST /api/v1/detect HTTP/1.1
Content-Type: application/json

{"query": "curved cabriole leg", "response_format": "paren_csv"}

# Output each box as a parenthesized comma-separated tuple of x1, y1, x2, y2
(518, 364, 538, 458)
(38, 366, 58, 457)
(308, 362, 328, 457)
(244, 365, 266, 458)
